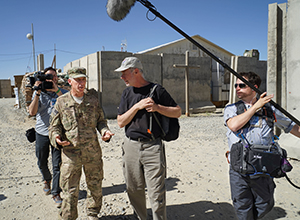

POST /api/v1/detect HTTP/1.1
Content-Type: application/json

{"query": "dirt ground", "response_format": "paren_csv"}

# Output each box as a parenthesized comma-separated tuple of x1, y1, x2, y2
(0, 98, 300, 220)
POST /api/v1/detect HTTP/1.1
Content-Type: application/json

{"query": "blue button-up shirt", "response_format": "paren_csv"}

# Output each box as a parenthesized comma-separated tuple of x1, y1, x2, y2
(224, 102, 295, 151)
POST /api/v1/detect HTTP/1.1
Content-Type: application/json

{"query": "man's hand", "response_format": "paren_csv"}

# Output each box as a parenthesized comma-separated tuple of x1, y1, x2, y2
(102, 130, 115, 141)
(33, 81, 42, 91)
(227, 92, 274, 132)
(253, 92, 274, 111)
(55, 135, 70, 147)
(136, 97, 157, 112)
(46, 80, 59, 93)
(142, 97, 158, 112)
(141, 97, 181, 118)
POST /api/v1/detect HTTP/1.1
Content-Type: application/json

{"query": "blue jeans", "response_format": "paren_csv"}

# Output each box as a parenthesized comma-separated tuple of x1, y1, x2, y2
(35, 132, 62, 195)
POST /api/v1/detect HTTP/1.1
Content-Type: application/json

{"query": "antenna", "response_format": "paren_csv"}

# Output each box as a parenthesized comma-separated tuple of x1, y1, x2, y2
(121, 39, 127, 52)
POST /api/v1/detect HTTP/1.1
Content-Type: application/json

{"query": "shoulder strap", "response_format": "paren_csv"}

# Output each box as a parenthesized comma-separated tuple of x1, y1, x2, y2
(148, 84, 158, 98)
(147, 84, 166, 139)
(235, 100, 275, 129)
(235, 101, 250, 129)
(148, 84, 158, 140)
(235, 100, 246, 115)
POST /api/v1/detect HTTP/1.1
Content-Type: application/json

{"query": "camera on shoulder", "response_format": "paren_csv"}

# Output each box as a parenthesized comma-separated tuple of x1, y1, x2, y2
(29, 71, 53, 91)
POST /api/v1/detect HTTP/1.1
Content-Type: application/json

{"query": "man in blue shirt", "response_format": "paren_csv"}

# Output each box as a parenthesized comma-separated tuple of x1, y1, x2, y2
(29, 67, 68, 208)
(224, 71, 300, 219)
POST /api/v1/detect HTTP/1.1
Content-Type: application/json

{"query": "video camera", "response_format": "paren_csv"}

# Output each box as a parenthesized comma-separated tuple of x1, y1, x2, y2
(29, 71, 53, 91)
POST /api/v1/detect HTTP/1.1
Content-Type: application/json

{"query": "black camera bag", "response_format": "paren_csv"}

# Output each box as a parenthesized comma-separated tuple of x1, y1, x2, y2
(230, 141, 292, 178)
(25, 127, 36, 143)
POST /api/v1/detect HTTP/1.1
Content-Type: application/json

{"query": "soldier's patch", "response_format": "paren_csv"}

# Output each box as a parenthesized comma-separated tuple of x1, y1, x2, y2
(50, 109, 59, 123)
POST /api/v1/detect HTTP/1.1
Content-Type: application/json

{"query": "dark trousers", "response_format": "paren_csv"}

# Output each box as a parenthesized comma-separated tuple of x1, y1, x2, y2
(35, 132, 62, 195)
(229, 167, 275, 220)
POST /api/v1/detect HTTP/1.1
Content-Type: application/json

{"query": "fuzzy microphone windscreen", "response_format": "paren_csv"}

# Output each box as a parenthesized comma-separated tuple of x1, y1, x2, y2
(106, 0, 137, 21)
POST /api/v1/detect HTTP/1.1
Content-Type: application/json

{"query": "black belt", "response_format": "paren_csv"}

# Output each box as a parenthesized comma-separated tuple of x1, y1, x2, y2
(128, 136, 154, 142)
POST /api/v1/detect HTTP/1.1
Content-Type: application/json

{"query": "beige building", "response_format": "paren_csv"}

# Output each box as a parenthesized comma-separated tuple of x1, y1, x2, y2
(137, 35, 235, 106)
(0, 79, 12, 98)
(137, 34, 234, 60)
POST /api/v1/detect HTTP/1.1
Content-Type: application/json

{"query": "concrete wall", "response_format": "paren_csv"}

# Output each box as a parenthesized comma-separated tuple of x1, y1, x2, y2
(64, 51, 214, 118)
(275, 0, 300, 159)
(212, 60, 229, 105)
(0, 79, 12, 98)
(14, 75, 24, 88)
(267, 3, 287, 109)
(228, 56, 267, 104)
(286, 0, 300, 123)
(161, 53, 212, 112)
(37, 54, 44, 71)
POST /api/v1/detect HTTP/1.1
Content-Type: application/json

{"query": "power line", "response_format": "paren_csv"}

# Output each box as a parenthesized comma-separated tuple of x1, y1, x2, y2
(56, 49, 88, 55)
(0, 49, 52, 56)
(0, 52, 32, 56)
(0, 56, 32, 62)
(0, 48, 88, 62)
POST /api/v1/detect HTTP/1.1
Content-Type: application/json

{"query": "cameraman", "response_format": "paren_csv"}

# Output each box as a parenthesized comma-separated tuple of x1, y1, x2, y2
(29, 67, 68, 208)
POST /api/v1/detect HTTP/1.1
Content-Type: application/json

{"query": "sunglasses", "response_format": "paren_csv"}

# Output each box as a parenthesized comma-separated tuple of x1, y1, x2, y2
(234, 83, 247, 89)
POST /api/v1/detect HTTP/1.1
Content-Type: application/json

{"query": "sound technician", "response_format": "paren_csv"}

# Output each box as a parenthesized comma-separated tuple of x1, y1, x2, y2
(224, 72, 300, 220)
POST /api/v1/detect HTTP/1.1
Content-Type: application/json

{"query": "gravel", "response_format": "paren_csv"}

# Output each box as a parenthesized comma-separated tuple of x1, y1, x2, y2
(0, 98, 299, 220)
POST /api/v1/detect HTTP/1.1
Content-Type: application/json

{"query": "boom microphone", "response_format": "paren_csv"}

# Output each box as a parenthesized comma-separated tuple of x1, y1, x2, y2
(106, 0, 137, 21)
(105, 0, 300, 126)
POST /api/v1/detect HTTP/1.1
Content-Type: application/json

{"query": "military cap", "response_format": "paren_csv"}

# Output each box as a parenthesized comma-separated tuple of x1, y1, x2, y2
(68, 67, 88, 78)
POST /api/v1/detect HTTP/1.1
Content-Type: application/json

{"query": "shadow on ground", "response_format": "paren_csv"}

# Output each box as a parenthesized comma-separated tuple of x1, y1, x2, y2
(79, 177, 180, 200)
(78, 176, 289, 220)
(98, 203, 288, 220)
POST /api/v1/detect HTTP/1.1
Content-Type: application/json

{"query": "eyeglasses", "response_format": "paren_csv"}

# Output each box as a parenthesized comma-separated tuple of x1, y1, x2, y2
(234, 83, 247, 89)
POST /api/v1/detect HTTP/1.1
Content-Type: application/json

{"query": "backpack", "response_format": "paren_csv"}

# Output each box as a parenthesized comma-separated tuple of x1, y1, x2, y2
(148, 84, 180, 142)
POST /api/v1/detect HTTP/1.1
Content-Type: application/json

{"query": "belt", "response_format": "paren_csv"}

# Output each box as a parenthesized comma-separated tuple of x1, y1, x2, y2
(128, 137, 154, 143)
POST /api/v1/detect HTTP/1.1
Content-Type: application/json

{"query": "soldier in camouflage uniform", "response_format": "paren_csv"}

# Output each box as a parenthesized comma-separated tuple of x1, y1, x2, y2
(49, 67, 114, 220)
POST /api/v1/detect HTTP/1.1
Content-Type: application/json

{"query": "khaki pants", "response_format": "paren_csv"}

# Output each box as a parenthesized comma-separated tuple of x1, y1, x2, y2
(122, 137, 167, 220)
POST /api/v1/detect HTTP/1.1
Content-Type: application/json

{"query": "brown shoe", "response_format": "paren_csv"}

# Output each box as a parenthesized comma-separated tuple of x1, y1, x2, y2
(53, 194, 62, 208)
(43, 181, 51, 195)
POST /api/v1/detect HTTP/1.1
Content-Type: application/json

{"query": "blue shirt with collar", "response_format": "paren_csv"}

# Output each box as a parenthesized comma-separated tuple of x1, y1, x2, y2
(224, 102, 295, 151)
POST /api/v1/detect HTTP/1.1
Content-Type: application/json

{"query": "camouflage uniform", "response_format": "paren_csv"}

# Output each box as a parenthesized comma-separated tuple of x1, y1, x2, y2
(49, 89, 109, 220)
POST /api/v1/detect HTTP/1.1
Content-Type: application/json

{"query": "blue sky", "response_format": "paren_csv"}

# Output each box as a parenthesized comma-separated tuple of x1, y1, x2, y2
(0, 0, 287, 83)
